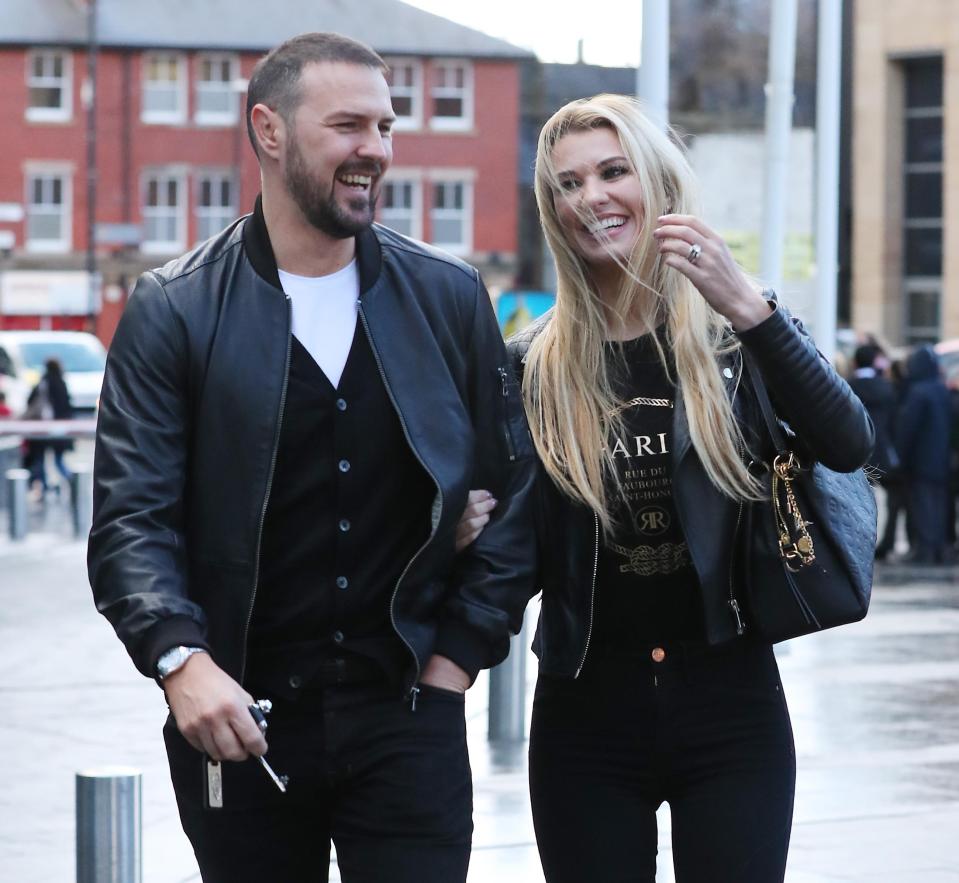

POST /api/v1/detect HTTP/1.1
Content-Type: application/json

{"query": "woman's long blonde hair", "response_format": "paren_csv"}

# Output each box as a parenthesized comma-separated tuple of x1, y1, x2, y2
(526, 94, 763, 533)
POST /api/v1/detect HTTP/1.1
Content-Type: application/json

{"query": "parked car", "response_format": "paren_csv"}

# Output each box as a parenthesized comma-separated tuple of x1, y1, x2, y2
(0, 331, 107, 415)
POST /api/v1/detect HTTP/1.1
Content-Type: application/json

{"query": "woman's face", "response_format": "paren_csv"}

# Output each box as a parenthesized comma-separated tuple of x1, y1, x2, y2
(550, 126, 645, 268)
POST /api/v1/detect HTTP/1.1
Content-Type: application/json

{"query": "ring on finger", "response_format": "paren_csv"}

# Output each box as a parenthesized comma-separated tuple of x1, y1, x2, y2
(687, 243, 702, 264)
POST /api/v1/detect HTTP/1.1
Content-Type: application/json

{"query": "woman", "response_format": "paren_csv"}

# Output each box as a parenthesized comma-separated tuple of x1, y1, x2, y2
(24, 357, 74, 495)
(460, 95, 872, 882)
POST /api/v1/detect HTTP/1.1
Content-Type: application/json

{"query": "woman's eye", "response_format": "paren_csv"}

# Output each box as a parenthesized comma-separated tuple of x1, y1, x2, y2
(559, 178, 580, 191)
(603, 165, 629, 180)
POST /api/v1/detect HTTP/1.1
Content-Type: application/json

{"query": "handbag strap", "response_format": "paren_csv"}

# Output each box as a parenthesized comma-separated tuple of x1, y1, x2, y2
(740, 348, 789, 453)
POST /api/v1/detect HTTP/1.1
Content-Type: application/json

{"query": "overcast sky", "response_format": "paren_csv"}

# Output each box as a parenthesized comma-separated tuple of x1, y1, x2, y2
(402, 0, 644, 67)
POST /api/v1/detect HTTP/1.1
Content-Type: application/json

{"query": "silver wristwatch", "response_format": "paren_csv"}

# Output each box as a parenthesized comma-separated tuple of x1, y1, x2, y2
(156, 645, 207, 681)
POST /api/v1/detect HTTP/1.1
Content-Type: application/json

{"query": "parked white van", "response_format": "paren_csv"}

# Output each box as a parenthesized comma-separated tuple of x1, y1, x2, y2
(0, 331, 107, 415)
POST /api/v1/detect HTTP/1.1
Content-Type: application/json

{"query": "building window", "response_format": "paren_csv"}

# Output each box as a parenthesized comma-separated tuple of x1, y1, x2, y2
(430, 180, 471, 254)
(142, 170, 185, 253)
(385, 60, 422, 129)
(380, 179, 421, 239)
(195, 54, 240, 125)
(429, 61, 472, 130)
(25, 170, 71, 252)
(26, 50, 72, 122)
(142, 53, 186, 124)
(196, 171, 236, 242)
(902, 56, 943, 344)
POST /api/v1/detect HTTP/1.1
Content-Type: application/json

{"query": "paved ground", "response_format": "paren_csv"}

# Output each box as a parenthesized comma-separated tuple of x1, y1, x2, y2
(2, 491, 959, 881)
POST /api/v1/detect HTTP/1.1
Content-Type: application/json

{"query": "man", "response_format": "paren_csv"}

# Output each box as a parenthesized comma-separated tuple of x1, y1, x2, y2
(88, 32, 535, 882)
(848, 343, 902, 559)
(897, 344, 952, 563)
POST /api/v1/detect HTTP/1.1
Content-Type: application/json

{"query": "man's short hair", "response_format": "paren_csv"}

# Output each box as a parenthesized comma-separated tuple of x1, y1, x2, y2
(854, 343, 880, 369)
(246, 32, 387, 156)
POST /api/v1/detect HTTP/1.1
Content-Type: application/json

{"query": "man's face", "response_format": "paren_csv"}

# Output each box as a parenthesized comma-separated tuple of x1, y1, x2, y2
(282, 62, 395, 239)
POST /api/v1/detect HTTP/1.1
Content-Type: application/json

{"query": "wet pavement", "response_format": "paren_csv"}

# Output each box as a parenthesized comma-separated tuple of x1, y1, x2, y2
(1, 499, 959, 881)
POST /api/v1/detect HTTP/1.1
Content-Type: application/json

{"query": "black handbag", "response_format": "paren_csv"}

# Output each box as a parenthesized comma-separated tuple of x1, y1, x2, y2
(737, 351, 877, 643)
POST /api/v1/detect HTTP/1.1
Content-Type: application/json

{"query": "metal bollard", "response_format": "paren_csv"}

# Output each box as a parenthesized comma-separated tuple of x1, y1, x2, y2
(488, 614, 528, 742)
(5, 467, 30, 541)
(70, 465, 94, 540)
(76, 767, 142, 883)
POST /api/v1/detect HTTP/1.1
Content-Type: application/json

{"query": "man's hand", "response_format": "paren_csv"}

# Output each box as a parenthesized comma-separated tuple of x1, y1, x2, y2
(163, 652, 268, 761)
(455, 489, 497, 552)
(420, 654, 471, 694)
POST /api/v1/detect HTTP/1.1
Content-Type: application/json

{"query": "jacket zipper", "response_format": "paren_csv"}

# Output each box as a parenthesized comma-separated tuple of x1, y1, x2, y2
(727, 387, 748, 636)
(359, 303, 441, 701)
(239, 295, 292, 683)
(574, 511, 600, 678)
(497, 366, 518, 462)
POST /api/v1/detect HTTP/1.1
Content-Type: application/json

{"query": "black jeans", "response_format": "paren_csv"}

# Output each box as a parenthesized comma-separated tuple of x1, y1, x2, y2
(163, 680, 473, 882)
(529, 640, 796, 883)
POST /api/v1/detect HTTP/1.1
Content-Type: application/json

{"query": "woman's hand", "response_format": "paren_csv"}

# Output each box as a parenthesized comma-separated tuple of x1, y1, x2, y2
(454, 489, 497, 552)
(653, 214, 772, 332)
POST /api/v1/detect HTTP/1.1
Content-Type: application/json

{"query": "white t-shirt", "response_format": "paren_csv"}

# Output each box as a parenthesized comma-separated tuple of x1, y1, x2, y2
(278, 260, 359, 389)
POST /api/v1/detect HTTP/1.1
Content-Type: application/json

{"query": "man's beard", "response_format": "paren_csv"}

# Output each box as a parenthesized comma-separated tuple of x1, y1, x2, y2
(284, 136, 379, 239)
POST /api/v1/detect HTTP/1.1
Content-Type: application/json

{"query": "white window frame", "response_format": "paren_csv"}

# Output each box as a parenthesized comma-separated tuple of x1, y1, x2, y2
(195, 53, 240, 126)
(25, 49, 72, 122)
(428, 172, 473, 256)
(429, 60, 473, 131)
(379, 171, 423, 240)
(141, 52, 187, 124)
(195, 169, 237, 244)
(902, 278, 942, 344)
(141, 168, 186, 254)
(384, 58, 422, 131)
(24, 163, 73, 253)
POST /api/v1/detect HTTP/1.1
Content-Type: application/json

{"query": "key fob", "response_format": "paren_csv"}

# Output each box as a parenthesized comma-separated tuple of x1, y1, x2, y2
(204, 758, 223, 810)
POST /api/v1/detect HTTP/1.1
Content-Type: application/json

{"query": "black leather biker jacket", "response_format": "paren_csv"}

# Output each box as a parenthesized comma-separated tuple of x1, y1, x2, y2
(508, 303, 874, 678)
(88, 206, 537, 691)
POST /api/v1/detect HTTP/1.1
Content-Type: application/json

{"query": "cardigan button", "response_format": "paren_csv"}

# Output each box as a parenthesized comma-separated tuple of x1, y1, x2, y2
(338, 459, 351, 473)
(651, 647, 666, 663)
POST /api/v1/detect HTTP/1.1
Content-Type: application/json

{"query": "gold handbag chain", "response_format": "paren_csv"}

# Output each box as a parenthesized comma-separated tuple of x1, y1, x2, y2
(771, 452, 816, 572)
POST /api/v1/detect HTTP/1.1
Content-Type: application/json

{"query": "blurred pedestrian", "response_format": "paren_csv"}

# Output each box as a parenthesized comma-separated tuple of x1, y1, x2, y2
(897, 345, 952, 563)
(23, 357, 73, 497)
(848, 343, 902, 559)
(87, 32, 535, 883)
(462, 94, 872, 883)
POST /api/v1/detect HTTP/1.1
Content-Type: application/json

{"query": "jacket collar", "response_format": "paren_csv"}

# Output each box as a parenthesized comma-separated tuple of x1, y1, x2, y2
(242, 194, 382, 295)
(672, 347, 743, 468)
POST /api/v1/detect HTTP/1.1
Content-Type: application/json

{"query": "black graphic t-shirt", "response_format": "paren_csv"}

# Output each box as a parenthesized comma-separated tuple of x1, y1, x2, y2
(590, 332, 704, 650)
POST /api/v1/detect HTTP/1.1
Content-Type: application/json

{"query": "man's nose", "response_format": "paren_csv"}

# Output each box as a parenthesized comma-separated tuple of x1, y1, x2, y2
(357, 127, 389, 162)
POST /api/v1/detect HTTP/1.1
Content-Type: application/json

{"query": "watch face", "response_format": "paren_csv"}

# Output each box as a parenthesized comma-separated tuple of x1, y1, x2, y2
(158, 647, 188, 678)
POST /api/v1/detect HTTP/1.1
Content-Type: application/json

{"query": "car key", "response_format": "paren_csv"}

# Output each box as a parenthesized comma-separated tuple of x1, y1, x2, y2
(249, 699, 289, 793)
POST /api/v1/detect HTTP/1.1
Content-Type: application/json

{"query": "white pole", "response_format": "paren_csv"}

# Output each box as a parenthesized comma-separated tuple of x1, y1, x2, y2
(637, 0, 670, 130)
(814, 0, 843, 360)
(760, 0, 799, 295)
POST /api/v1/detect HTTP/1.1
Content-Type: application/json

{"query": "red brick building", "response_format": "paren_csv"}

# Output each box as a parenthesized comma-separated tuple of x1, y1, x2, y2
(0, 0, 531, 342)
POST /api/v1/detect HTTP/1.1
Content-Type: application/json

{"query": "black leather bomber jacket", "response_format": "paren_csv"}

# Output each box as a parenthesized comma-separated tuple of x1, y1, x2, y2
(87, 205, 537, 691)
(508, 302, 875, 678)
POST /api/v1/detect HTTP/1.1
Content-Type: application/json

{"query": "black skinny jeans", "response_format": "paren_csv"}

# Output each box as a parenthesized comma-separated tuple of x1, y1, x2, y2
(163, 679, 473, 883)
(529, 640, 796, 883)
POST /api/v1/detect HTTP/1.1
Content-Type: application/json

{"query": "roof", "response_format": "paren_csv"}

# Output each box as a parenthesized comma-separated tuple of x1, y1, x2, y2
(0, 0, 534, 59)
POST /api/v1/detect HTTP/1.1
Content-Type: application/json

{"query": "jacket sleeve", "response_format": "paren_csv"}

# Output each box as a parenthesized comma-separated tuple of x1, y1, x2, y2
(87, 272, 210, 679)
(431, 273, 538, 679)
(736, 300, 875, 473)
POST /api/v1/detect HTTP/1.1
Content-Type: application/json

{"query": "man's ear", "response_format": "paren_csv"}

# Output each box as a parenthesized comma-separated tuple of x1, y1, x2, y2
(250, 103, 284, 160)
